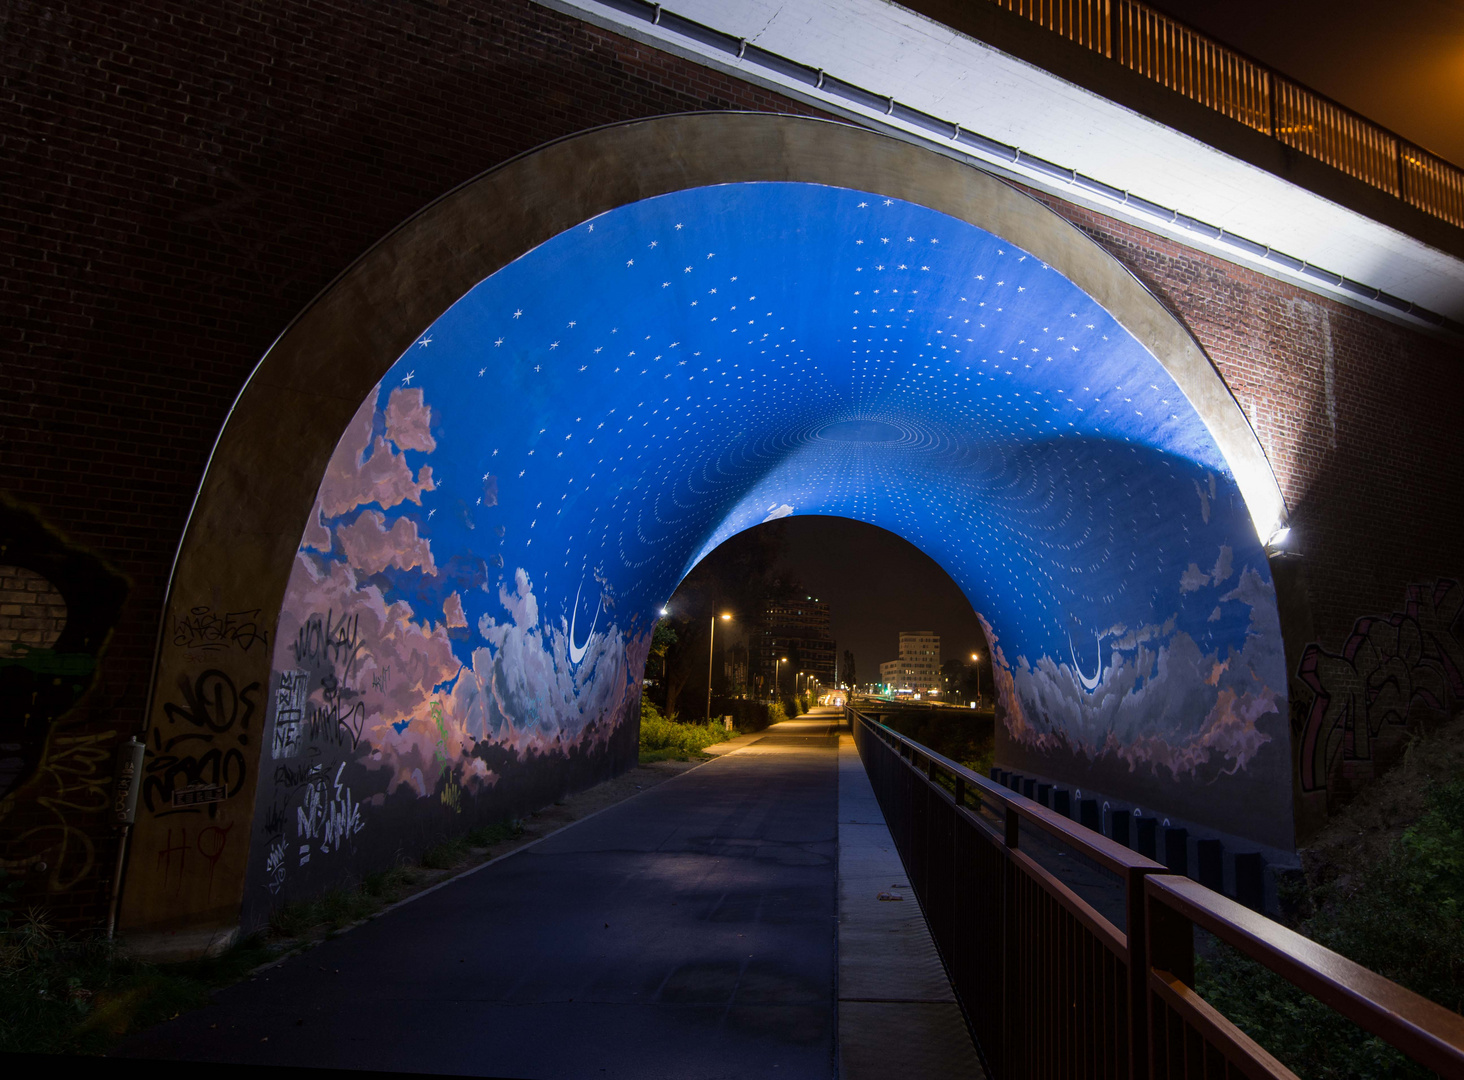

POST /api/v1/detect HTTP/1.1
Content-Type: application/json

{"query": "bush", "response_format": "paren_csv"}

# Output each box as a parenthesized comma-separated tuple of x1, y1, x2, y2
(711, 697, 772, 732)
(638, 697, 734, 760)
(1196, 777, 1464, 1079)
(767, 702, 788, 725)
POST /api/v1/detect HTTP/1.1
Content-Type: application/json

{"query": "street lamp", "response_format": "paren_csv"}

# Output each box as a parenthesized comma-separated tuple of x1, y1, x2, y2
(775, 656, 788, 699)
(971, 652, 981, 707)
(707, 613, 732, 722)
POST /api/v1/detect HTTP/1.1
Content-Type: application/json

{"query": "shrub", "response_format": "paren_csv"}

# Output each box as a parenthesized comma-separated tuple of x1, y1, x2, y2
(1196, 777, 1464, 1079)
(638, 696, 735, 760)
(767, 702, 788, 725)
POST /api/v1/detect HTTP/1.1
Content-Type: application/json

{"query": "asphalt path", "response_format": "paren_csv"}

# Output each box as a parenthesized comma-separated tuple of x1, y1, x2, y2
(115, 716, 844, 1079)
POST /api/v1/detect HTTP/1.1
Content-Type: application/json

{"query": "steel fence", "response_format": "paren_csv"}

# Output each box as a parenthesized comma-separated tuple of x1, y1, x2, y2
(848, 704, 1464, 1078)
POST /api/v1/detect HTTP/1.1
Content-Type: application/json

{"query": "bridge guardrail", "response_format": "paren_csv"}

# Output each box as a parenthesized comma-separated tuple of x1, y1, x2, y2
(990, 0, 1464, 229)
(847, 704, 1464, 1079)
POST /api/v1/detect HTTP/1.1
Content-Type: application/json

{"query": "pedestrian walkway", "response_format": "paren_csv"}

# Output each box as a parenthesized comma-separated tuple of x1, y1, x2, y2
(115, 711, 981, 1078)
(836, 732, 985, 1080)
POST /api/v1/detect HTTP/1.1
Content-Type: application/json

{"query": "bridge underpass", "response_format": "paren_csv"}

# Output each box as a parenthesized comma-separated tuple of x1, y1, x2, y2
(108, 113, 1380, 1074)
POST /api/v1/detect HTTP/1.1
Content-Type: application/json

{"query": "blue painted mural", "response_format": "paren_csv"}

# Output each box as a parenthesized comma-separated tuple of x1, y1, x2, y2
(246, 181, 1290, 911)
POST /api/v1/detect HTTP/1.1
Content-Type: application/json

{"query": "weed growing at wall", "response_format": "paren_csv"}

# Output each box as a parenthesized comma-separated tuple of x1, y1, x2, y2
(638, 698, 734, 762)
(0, 906, 273, 1054)
(1197, 775, 1464, 1078)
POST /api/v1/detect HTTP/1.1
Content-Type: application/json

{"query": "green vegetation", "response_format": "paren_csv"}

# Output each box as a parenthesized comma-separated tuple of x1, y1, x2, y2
(877, 708, 995, 778)
(0, 895, 274, 1055)
(1197, 776, 1464, 1080)
(0, 812, 530, 1056)
(637, 697, 735, 761)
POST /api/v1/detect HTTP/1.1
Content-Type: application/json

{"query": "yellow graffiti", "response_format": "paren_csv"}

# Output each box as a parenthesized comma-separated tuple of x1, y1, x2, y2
(0, 730, 116, 891)
(427, 699, 462, 813)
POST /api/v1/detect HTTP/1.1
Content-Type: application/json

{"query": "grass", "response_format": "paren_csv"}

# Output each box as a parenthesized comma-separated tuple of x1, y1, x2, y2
(638, 698, 735, 761)
(0, 814, 530, 1056)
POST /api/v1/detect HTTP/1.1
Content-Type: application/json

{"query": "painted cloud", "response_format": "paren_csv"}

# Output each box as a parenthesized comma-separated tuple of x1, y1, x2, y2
(1002, 549, 1283, 781)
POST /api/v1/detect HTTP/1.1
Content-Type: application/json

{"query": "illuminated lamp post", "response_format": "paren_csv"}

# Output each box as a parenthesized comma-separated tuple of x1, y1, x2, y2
(775, 656, 787, 700)
(708, 613, 732, 722)
(971, 652, 982, 707)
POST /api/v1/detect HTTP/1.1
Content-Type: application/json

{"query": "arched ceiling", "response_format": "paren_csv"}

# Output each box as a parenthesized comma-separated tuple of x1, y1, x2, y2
(368, 182, 1267, 682)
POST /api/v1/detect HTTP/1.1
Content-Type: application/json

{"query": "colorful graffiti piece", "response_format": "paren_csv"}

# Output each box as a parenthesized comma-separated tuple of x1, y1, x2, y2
(1297, 579, 1464, 794)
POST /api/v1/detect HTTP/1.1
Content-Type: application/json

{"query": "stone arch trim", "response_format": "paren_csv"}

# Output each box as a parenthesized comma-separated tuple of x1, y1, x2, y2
(121, 113, 1285, 943)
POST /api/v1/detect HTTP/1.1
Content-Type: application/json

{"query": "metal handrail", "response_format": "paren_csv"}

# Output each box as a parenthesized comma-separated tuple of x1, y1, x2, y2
(847, 704, 1464, 1078)
(989, 0, 1464, 229)
(1148, 874, 1464, 1077)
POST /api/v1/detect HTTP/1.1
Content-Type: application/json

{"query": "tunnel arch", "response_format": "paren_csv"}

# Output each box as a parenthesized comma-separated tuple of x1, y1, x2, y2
(125, 114, 1295, 936)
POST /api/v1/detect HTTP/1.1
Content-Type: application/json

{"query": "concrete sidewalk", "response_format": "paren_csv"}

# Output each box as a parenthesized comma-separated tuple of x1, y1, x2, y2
(115, 712, 981, 1078)
(836, 732, 986, 1080)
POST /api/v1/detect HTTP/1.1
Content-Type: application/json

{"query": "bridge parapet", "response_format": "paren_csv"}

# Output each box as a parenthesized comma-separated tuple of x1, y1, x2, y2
(848, 704, 1464, 1077)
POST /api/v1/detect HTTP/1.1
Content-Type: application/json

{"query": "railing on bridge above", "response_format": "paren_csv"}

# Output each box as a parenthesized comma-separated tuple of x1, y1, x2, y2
(989, 0, 1464, 229)
(847, 704, 1464, 1078)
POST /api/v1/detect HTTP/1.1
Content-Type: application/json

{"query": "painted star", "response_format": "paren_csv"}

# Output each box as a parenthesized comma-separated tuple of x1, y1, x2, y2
(401, 371, 415, 385)
(416, 335, 432, 348)
(512, 309, 523, 319)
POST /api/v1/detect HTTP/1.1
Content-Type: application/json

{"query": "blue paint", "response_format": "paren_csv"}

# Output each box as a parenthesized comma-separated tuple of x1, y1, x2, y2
(286, 181, 1290, 846)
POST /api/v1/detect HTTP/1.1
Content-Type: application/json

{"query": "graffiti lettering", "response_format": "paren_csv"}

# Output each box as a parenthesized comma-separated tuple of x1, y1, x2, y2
(173, 606, 269, 653)
(163, 669, 258, 735)
(272, 669, 308, 759)
(264, 837, 288, 894)
(1297, 579, 1464, 795)
(293, 761, 365, 862)
(292, 610, 364, 683)
(154, 822, 235, 898)
(146, 669, 257, 818)
(305, 673, 366, 750)
(13, 730, 116, 892)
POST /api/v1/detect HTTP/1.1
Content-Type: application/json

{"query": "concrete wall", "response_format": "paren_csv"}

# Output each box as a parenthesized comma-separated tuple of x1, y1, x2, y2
(2, 0, 1461, 935)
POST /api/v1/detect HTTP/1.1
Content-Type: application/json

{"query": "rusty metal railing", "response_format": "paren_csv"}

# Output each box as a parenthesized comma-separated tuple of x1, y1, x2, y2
(847, 704, 1464, 1078)
(988, 0, 1464, 229)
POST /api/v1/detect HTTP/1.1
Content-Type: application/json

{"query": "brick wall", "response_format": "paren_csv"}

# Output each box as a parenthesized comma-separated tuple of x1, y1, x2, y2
(3, 0, 1460, 924)
(0, 566, 67, 656)
(1022, 190, 1464, 647)
(0, 0, 827, 926)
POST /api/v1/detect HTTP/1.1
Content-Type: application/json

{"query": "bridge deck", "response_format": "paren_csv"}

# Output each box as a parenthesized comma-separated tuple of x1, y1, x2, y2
(115, 710, 982, 1078)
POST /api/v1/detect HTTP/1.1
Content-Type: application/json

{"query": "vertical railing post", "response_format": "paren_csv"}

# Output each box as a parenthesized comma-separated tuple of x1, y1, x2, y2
(1126, 866, 1153, 1080)
(1144, 880, 1196, 1078)
(1266, 69, 1276, 138)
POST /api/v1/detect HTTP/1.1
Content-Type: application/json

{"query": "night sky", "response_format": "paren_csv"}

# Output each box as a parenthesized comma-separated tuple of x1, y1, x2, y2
(1154, 0, 1464, 165)
(690, 516, 991, 679)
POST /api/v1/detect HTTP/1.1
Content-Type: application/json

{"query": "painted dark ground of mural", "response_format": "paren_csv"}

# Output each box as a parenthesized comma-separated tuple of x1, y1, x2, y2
(244, 181, 1292, 917)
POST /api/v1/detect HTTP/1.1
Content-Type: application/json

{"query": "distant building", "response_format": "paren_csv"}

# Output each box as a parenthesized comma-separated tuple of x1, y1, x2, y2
(757, 595, 836, 692)
(880, 630, 940, 692)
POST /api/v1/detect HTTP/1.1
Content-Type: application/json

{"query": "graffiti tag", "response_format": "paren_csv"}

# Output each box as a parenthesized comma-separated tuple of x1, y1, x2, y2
(173, 607, 269, 653)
